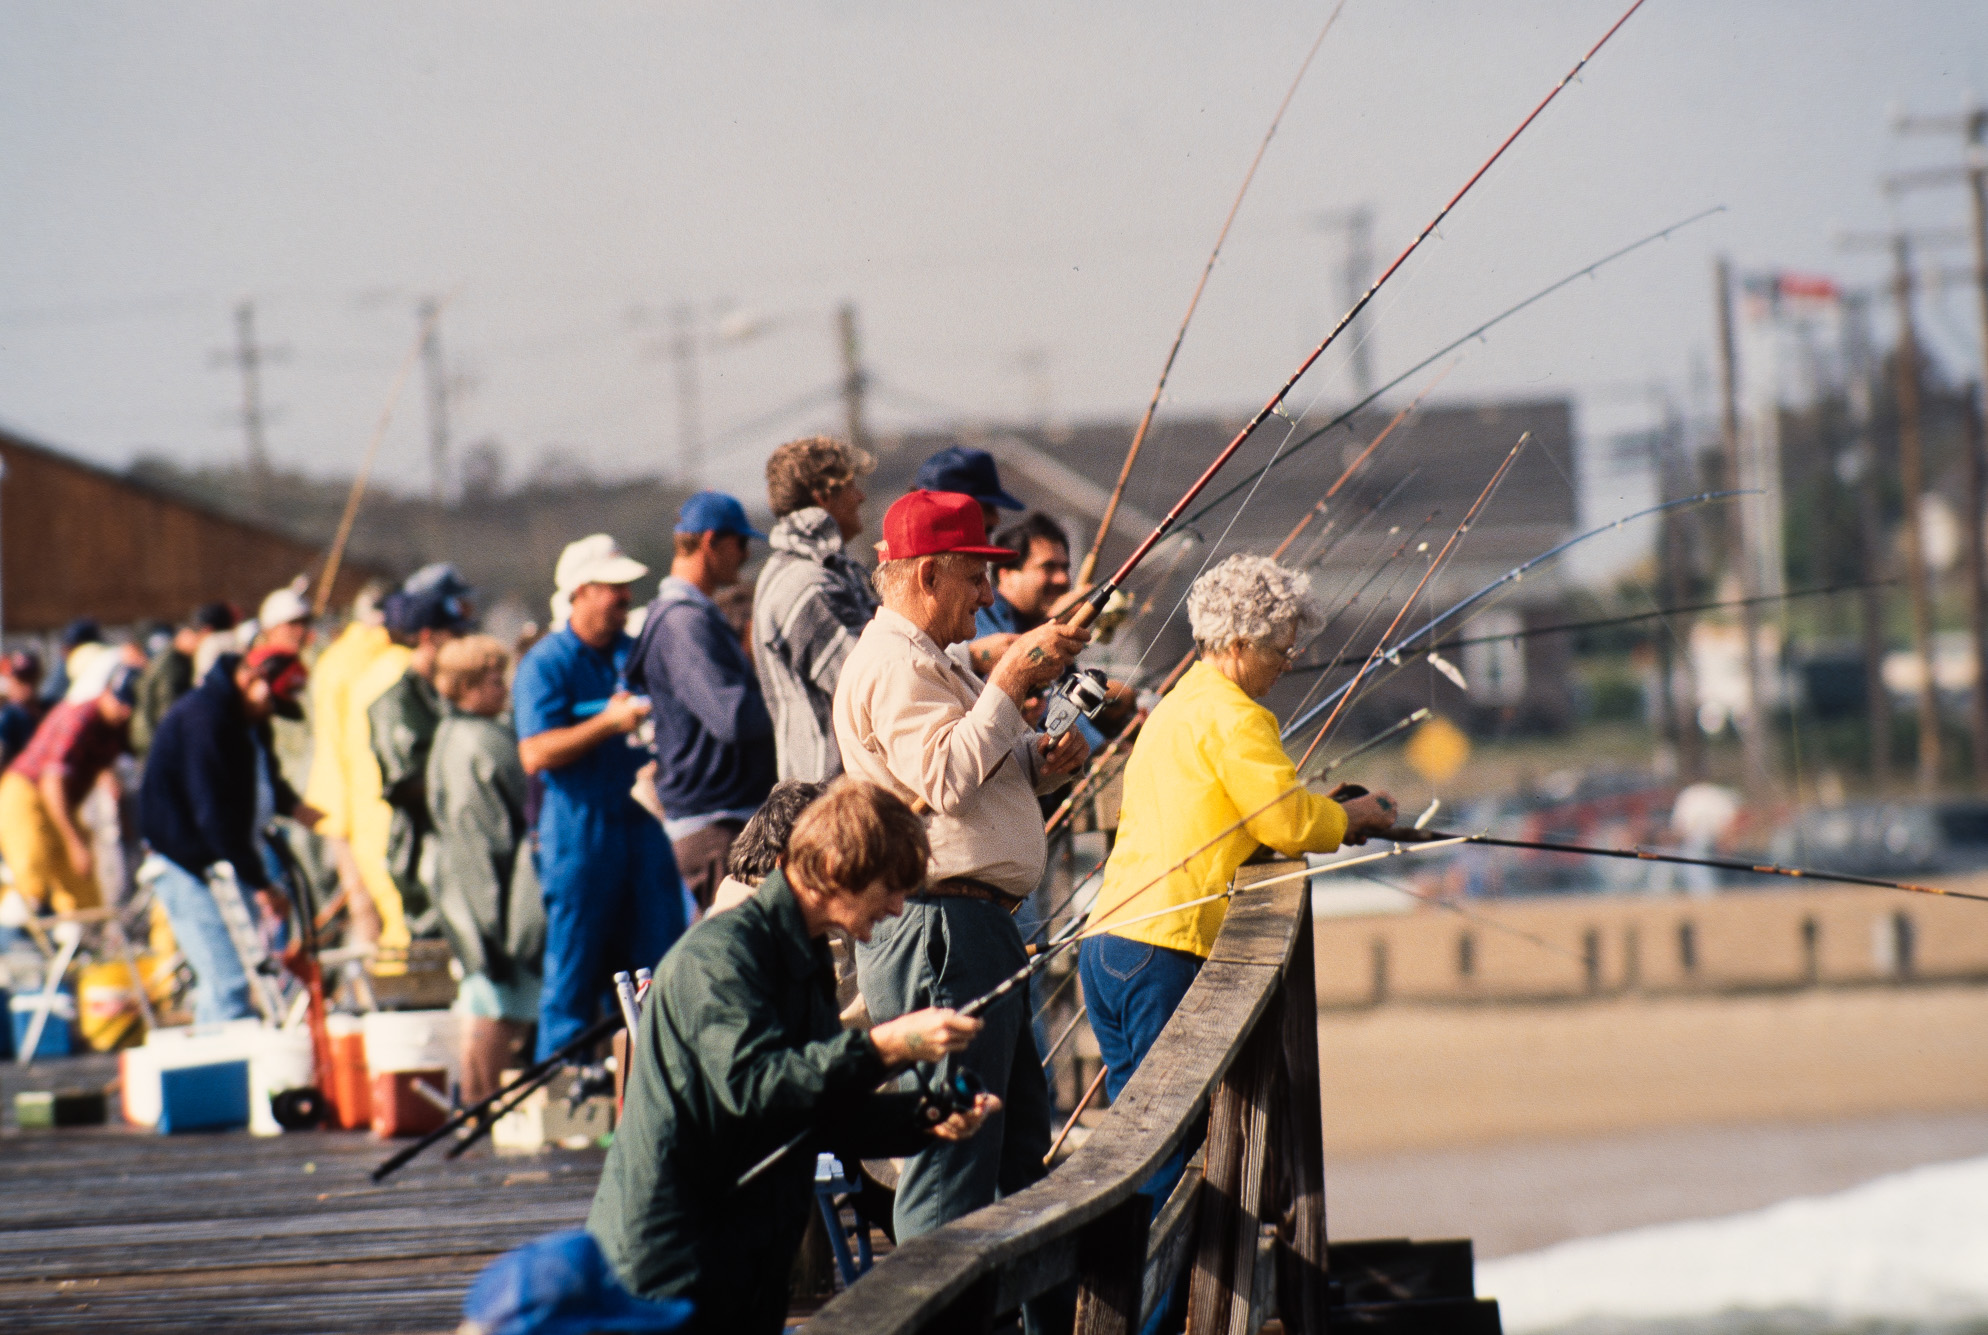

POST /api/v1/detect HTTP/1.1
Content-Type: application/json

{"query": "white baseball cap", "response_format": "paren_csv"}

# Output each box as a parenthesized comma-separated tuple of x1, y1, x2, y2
(554, 534, 649, 595)
(258, 579, 312, 629)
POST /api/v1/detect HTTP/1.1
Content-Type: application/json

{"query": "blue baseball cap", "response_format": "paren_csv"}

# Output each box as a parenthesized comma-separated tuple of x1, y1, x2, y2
(675, 491, 766, 541)
(459, 1230, 692, 1335)
(915, 447, 1023, 511)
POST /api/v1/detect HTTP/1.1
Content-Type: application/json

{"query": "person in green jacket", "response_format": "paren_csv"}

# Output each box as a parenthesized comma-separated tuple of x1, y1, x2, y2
(589, 778, 998, 1334)
(429, 635, 545, 1103)
(369, 577, 474, 931)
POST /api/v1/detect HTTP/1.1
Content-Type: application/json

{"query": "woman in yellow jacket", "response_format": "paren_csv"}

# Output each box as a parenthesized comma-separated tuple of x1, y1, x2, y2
(1079, 555, 1396, 1278)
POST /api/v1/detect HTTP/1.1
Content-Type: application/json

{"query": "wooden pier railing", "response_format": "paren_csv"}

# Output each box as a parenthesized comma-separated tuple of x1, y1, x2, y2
(807, 861, 1504, 1335)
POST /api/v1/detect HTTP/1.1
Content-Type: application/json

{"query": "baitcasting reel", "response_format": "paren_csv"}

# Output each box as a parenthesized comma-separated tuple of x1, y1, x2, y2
(919, 1066, 989, 1124)
(1042, 667, 1111, 740)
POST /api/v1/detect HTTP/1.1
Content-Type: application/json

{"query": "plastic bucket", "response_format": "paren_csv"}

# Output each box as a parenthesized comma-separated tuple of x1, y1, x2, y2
(326, 1013, 372, 1130)
(78, 961, 145, 1052)
(248, 1026, 317, 1136)
(363, 1010, 460, 1086)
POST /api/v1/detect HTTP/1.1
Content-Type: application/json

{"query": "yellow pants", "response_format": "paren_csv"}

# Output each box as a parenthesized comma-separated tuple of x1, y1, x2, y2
(350, 794, 410, 956)
(0, 770, 100, 914)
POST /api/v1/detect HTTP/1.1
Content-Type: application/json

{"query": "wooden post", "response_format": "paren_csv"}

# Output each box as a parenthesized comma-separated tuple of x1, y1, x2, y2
(1185, 993, 1283, 1335)
(1889, 236, 1942, 792)
(1714, 256, 1772, 799)
(1073, 1194, 1152, 1335)
(1275, 896, 1331, 1334)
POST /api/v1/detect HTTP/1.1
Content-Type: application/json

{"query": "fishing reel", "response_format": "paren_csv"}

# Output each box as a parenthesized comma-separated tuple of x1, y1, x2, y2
(1042, 667, 1111, 740)
(919, 1066, 989, 1124)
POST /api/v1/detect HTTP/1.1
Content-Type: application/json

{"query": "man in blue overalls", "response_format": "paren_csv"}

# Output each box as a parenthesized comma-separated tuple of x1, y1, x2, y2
(516, 534, 689, 1060)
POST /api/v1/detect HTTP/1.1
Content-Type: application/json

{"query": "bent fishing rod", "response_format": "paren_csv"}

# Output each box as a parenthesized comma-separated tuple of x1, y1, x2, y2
(1385, 828, 1988, 905)
(1038, 0, 1653, 740)
(1042, 403, 1435, 840)
(1177, 204, 1725, 535)
(1034, 707, 1429, 942)
(1281, 489, 1748, 748)
(1080, 1, 1350, 588)
(737, 791, 1458, 1192)
(1283, 580, 1898, 675)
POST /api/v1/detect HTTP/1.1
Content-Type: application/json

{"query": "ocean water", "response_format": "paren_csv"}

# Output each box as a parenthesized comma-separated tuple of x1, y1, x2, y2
(1478, 1155, 1988, 1335)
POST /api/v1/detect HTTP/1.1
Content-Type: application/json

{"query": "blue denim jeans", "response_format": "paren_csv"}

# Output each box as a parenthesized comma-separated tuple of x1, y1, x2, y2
(145, 854, 260, 1025)
(1079, 932, 1205, 1335)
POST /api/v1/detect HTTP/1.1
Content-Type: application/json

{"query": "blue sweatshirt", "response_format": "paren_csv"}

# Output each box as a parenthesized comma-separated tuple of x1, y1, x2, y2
(629, 578, 776, 832)
(139, 656, 293, 889)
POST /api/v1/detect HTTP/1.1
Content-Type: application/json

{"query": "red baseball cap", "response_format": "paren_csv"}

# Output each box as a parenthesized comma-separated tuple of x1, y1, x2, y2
(878, 490, 1018, 562)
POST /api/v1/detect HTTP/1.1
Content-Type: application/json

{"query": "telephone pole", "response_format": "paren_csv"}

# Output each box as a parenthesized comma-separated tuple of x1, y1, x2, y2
(1890, 104, 1988, 783)
(837, 302, 869, 455)
(1316, 205, 1377, 400)
(214, 301, 276, 509)
(1887, 237, 1941, 792)
(1842, 292, 1893, 785)
(1714, 256, 1772, 798)
(418, 298, 450, 504)
(670, 304, 703, 484)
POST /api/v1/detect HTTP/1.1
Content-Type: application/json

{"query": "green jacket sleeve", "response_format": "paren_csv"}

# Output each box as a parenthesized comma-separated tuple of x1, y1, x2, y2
(667, 943, 889, 1125)
(427, 719, 512, 977)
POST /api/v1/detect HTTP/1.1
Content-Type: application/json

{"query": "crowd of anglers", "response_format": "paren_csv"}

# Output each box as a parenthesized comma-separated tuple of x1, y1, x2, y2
(0, 434, 1398, 1335)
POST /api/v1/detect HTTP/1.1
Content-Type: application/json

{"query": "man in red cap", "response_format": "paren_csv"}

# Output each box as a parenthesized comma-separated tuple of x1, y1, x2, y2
(832, 489, 1090, 1285)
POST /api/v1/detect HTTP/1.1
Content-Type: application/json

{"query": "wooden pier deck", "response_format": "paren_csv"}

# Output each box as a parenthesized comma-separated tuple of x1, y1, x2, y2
(1, 1058, 604, 1334)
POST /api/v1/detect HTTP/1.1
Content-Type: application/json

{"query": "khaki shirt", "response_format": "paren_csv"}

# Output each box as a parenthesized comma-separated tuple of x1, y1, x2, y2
(832, 606, 1056, 897)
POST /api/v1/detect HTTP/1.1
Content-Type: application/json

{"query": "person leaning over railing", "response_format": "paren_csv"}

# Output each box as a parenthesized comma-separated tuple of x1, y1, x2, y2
(587, 779, 997, 1335)
(1080, 554, 1398, 1330)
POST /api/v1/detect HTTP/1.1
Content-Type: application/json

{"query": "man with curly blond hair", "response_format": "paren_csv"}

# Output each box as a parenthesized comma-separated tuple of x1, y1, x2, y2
(752, 435, 879, 782)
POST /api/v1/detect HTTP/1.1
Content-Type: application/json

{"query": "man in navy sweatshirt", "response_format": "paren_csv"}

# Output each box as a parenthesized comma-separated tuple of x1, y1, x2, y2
(139, 647, 316, 1022)
(630, 491, 777, 914)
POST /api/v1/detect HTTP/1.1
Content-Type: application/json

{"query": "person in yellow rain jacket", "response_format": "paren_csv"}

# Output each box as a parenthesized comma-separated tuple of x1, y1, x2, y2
(303, 584, 391, 942)
(1080, 554, 1398, 1327)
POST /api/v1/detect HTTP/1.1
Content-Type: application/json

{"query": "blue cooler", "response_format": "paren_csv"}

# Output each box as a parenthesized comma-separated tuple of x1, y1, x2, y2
(0, 987, 11, 1060)
(9, 991, 74, 1061)
(157, 1060, 251, 1134)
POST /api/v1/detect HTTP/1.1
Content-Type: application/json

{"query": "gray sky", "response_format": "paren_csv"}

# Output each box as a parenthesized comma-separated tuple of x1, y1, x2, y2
(3, 0, 1985, 537)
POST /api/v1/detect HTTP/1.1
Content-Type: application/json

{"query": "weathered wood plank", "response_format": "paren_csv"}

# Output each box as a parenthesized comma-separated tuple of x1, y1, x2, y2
(1072, 1194, 1149, 1335)
(1277, 893, 1331, 1334)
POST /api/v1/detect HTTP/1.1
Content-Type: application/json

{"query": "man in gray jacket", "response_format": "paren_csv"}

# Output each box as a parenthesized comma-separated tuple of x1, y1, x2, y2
(752, 435, 879, 782)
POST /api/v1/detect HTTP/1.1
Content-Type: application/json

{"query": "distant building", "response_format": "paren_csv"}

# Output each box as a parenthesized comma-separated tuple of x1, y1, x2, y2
(871, 396, 1581, 733)
(0, 423, 376, 633)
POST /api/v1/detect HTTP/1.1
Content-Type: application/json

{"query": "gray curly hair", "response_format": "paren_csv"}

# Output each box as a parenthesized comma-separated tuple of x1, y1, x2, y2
(1186, 553, 1322, 655)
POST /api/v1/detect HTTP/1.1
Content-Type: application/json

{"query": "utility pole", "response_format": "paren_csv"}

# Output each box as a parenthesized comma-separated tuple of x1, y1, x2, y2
(1890, 104, 1988, 784)
(1888, 236, 1942, 793)
(1316, 205, 1377, 400)
(1842, 292, 1893, 786)
(836, 302, 869, 456)
(1714, 256, 1772, 798)
(214, 301, 276, 509)
(669, 304, 703, 484)
(418, 298, 450, 505)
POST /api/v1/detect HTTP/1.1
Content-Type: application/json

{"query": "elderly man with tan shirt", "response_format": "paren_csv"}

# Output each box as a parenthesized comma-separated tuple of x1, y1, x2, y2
(834, 488, 1090, 1261)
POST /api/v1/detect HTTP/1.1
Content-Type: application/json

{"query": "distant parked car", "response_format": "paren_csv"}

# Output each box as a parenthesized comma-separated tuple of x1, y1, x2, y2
(1771, 801, 1988, 877)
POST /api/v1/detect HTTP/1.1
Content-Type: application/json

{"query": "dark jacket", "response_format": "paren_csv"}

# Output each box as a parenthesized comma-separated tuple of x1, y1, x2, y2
(587, 870, 929, 1332)
(139, 656, 296, 890)
(369, 668, 442, 923)
(629, 578, 775, 824)
(131, 647, 194, 758)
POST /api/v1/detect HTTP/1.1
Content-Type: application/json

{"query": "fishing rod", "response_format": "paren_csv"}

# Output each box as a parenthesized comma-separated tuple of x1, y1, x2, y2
(1034, 709, 1429, 944)
(1293, 434, 1530, 768)
(739, 776, 1385, 1190)
(1281, 489, 1748, 745)
(1177, 204, 1726, 535)
(1387, 829, 1988, 905)
(1080, 2, 1350, 589)
(1042, 400, 1437, 839)
(372, 1011, 621, 1182)
(1283, 580, 1896, 675)
(1038, 0, 1652, 741)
